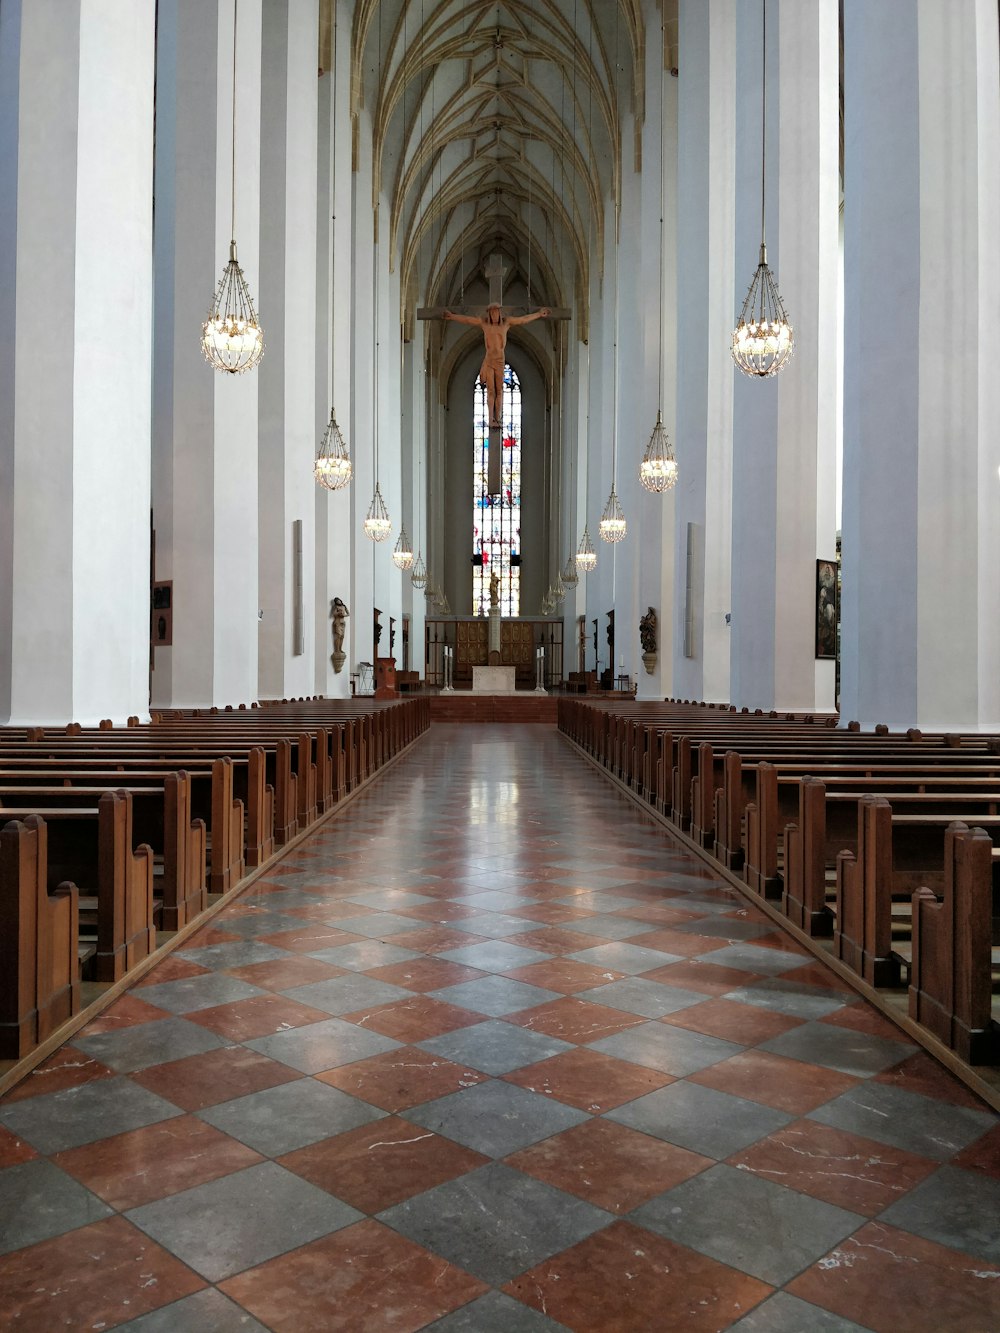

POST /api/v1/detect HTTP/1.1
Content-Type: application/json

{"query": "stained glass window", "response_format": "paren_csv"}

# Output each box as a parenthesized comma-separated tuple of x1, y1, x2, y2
(472, 364, 521, 616)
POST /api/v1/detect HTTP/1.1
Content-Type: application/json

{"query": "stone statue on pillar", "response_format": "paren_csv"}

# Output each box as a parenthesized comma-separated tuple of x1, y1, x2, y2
(330, 597, 349, 673)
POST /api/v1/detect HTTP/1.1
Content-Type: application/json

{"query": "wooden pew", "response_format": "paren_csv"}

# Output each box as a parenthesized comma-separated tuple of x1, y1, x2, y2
(0, 816, 80, 1059)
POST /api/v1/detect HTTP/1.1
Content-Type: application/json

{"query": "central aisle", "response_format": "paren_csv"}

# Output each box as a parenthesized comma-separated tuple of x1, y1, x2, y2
(2, 725, 999, 1331)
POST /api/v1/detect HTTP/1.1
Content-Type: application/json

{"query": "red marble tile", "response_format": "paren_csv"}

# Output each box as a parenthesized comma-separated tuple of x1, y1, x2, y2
(506, 927, 613, 954)
(0, 1045, 117, 1105)
(688, 1049, 858, 1114)
(952, 1123, 1000, 1180)
(788, 1221, 1000, 1332)
(778, 961, 859, 994)
(504, 1219, 771, 1332)
(507, 902, 598, 925)
(508, 1118, 712, 1213)
(819, 1002, 916, 1041)
(616, 903, 707, 926)
(183, 994, 331, 1041)
(258, 925, 366, 953)
(76, 994, 171, 1035)
(661, 997, 804, 1045)
(315, 1045, 487, 1111)
(873, 1051, 993, 1113)
(506, 997, 647, 1043)
(54, 1115, 263, 1210)
(181, 923, 244, 946)
(341, 995, 483, 1042)
(223, 955, 346, 991)
(641, 958, 759, 995)
(0, 1123, 37, 1166)
(280, 1116, 488, 1213)
(731, 1118, 939, 1216)
(388, 926, 490, 953)
(0, 1215, 204, 1330)
(502, 1047, 673, 1112)
(626, 928, 730, 957)
(220, 1218, 487, 1332)
(134, 953, 210, 986)
(363, 958, 486, 992)
(392, 901, 483, 922)
(130, 1044, 301, 1111)
(502, 959, 627, 994)
(749, 931, 808, 954)
(264, 901, 365, 922)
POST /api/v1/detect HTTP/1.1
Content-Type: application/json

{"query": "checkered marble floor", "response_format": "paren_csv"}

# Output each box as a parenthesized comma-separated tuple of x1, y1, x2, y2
(2, 725, 999, 1331)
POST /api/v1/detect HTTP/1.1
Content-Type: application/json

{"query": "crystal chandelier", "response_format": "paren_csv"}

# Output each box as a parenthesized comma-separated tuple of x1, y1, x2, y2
(314, 408, 352, 490)
(553, 574, 566, 604)
(202, 3, 263, 374)
(576, 525, 597, 573)
(410, 551, 427, 588)
(599, 486, 627, 543)
(639, 411, 677, 492)
(392, 526, 414, 570)
(731, 0, 793, 378)
(561, 556, 578, 588)
(363, 482, 391, 541)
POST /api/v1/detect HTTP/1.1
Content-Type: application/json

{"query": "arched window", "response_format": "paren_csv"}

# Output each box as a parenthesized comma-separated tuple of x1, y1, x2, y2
(472, 364, 521, 616)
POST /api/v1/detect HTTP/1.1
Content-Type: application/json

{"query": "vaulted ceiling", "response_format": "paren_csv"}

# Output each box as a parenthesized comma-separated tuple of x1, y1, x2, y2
(320, 1, 679, 333)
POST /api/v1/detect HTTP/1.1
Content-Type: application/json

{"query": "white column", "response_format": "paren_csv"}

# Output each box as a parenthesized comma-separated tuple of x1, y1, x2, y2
(840, 0, 1000, 730)
(672, 0, 735, 703)
(152, 0, 262, 710)
(351, 109, 377, 668)
(0, 0, 154, 726)
(729, 0, 839, 712)
(258, 0, 318, 700)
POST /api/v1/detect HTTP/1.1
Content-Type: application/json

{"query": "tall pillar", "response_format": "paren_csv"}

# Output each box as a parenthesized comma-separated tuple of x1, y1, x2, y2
(0, 0, 154, 726)
(672, 0, 736, 703)
(258, 0, 318, 700)
(840, 0, 1000, 730)
(729, 0, 839, 712)
(151, 0, 262, 710)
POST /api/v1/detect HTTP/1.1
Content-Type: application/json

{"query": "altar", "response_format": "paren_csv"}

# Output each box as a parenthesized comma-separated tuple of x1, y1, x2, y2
(472, 665, 517, 695)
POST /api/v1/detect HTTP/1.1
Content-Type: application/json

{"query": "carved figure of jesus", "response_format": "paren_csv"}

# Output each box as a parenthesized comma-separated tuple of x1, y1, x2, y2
(444, 303, 550, 428)
(331, 597, 349, 654)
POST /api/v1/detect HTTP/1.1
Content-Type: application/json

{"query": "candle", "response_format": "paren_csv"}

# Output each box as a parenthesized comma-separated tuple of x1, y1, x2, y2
(619, 655, 624, 668)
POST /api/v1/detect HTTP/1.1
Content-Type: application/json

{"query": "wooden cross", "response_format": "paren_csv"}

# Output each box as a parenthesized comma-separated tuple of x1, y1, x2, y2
(418, 253, 570, 494)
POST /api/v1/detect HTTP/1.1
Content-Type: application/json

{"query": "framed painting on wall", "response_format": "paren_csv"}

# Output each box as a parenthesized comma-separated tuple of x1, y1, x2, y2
(815, 559, 838, 659)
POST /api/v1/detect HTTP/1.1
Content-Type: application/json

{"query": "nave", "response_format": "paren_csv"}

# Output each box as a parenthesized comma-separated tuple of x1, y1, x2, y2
(1, 726, 999, 1331)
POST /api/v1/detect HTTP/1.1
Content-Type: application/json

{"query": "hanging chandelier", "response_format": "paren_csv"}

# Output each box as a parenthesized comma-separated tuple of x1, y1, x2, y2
(731, 0, 793, 378)
(392, 526, 414, 570)
(639, 411, 677, 492)
(202, 2, 263, 374)
(314, 408, 352, 490)
(561, 556, 579, 588)
(576, 525, 597, 572)
(599, 486, 627, 544)
(363, 482, 391, 541)
(410, 552, 427, 588)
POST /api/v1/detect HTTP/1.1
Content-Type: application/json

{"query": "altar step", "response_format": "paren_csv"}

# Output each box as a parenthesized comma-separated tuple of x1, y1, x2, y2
(429, 693, 558, 723)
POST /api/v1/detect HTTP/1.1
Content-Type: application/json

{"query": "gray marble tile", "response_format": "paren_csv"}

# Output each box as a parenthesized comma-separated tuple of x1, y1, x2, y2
(438, 941, 554, 973)
(326, 911, 429, 937)
(378, 1162, 611, 1285)
(606, 1080, 791, 1158)
(632, 1162, 864, 1286)
(728, 1291, 874, 1332)
(808, 1082, 997, 1161)
(307, 940, 422, 970)
(0, 1077, 182, 1153)
(419, 1019, 573, 1075)
(879, 1165, 1000, 1263)
(115, 1289, 272, 1333)
(197, 1078, 385, 1155)
(176, 939, 292, 970)
(759, 1021, 916, 1076)
(130, 973, 267, 1015)
(281, 973, 411, 1014)
(566, 942, 683, 974)
(212, 911, 316, 939)
(673, 916, 775, 941)
(341, 889, 438, 909)
(555, 915, 658, 941)
(725, 979, 850, 1020)
(70, 1016, 229, 1073)
(450, 891, 544, 913)
(0, 1159, 113, 1255)
(574, 978, 706, 1019)
(697, 943, 808, 974)
(428, 976, 562, 1017)
(126, 1161, 362, 1282)
(244, 1016, 401, 1073)
(447, 913, 542, 939)
(403, 1079, 590, 1158)
(424, 1290, 571, 1332)
(589, 1020, 743, 1076)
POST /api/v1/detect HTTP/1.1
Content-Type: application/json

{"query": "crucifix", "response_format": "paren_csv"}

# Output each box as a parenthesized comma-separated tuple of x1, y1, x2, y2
(418, 253, 570, 494)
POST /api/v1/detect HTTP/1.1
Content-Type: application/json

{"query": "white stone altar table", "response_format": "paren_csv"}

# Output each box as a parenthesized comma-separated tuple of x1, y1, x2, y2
(472, 666, 517, 695)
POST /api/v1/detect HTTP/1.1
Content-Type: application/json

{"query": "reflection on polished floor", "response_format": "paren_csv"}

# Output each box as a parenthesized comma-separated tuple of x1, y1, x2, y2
(2, 724, 999, 1331)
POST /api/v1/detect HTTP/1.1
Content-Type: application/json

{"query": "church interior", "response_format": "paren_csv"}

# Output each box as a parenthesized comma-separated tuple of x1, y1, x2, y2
(2, 0, 1000, 1328)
